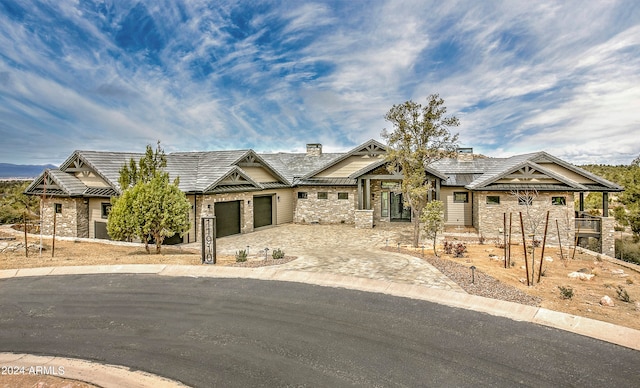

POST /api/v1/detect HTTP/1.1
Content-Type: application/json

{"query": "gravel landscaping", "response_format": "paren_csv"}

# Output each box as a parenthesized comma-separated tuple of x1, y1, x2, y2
(384, 247, 542, 306)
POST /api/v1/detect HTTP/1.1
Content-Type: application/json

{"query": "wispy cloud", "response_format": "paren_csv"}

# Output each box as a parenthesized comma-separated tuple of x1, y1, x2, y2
(0, 0, 638, 165)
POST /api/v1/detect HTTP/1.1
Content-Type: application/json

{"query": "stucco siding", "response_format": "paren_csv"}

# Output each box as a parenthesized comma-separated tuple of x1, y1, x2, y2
(273, 189, 293, 224)
(441, 187, 472, 226)
(88, 198, 109, 239)
(538, 163, 597, 184)
(242, 166, 279, 183)
(74, 172, 110, 187)
(315, 155, 384, 178)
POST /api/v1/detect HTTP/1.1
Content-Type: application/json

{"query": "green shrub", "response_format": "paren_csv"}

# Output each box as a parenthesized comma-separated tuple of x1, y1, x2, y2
(235, 249, 248, 262)
(558, 286, 574, 300)
(272, 248, 285, 260)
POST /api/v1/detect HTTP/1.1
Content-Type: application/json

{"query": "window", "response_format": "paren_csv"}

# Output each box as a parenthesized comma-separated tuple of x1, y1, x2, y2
(453, 192, 468, 203)
(486, 196, 500, 205)
(381, 192, 389, 217)
(54, 203, 62, 214)
(552, 196, 566, 206)
(317, 192, 328, 199)
(297, 192, 308, 199)
(338, 192, 349, 200)
(518, 196, 533, 206)
(101, 203, 112, 218)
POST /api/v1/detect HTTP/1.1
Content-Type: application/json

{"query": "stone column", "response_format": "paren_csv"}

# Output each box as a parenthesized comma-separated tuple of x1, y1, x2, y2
(355, 209, 374, 229)
(601, 217, 616, 257)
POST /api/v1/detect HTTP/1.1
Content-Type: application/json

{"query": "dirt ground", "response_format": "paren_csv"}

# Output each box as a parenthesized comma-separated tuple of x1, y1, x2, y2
(411, 242, 640, 331)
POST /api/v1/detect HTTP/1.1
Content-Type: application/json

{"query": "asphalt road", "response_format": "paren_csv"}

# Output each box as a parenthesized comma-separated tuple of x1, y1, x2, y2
(1, 275, 639, 387)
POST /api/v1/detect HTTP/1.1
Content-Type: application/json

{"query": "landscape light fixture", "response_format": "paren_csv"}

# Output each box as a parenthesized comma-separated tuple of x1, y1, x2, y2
(470, 265, 476, 284)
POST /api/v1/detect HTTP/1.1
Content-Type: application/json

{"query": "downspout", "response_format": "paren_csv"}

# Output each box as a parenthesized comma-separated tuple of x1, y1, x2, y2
(194, 194, 198, 243)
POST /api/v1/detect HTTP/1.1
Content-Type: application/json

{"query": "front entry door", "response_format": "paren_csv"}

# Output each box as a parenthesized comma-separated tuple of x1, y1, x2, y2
(390, 192, 411, 222)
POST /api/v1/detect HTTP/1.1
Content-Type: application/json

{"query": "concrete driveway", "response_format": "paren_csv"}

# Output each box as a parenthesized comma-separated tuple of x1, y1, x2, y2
(187, 223, 464, 292)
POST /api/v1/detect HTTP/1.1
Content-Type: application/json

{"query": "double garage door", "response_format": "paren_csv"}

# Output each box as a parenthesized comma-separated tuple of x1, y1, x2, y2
(214, 196, 273, 238)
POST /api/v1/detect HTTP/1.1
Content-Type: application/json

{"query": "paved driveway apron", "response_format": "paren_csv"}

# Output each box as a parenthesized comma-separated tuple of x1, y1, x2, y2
(193, 223, 464, 292)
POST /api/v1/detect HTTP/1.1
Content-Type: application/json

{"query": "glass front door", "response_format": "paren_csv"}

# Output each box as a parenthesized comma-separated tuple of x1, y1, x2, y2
(390, 192, 411, 222)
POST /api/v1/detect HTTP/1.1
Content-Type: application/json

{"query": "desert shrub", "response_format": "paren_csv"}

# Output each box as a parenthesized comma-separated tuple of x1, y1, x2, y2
(443, 241, 466, 257)
(558, 286, 574, 300)
(272, 248, 285, 259)
(235, 249, 248, 262)
(615, 237, 640, 265)
(617, 286, 631, 303)
(587, 238, 600, 252)
(478, 234, 485, 245)
(626, 278, 634, 285)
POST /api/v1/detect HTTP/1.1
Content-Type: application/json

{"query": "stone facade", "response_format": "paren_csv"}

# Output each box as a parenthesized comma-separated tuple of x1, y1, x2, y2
(601, 217, 616, 257)
(41, 197, 80, 237)
(76, 199, 89, 238)
(475, 191, 575, 247)
(294, 187, 356, 224)
(355, 210, 374, 229)
(200, 192, 252, 234)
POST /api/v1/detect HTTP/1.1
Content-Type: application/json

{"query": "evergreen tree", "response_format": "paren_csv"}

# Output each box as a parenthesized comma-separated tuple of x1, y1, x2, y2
(382, 94, 459, 247)
(108, 142, 190, 253)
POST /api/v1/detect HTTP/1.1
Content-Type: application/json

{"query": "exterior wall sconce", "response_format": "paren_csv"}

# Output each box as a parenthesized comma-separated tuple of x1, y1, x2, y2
(207, 204, 211, 209)
(247, 200, 251, 206)
(277, 196, 280, 202)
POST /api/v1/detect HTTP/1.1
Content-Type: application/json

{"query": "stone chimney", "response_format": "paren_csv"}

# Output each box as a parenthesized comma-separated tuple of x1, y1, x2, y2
(306, 143, 322, 156)
(457, 147, 473, 162)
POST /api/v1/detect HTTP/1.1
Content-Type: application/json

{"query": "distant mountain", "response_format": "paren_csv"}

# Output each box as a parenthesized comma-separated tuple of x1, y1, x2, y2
(0, 163, 57, 179)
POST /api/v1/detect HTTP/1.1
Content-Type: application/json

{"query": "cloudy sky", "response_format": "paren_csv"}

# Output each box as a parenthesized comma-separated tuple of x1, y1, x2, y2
(1, 0, 639, 166)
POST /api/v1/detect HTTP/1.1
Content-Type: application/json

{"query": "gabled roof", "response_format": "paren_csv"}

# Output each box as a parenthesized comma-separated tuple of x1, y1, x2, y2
(61, 150, 139, 192)
(202, 166, 262, 193)
(24, 169, 117, 197)
(25, 140, 623, 198)
(301, 139, 387, 180)
(346, 158, 448, 181)
(259, 152, 344, 183)
(463, 152, 622, 192)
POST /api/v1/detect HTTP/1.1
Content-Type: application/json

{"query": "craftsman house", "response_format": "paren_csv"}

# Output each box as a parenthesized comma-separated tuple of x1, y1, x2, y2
(25, 139, 622, 255)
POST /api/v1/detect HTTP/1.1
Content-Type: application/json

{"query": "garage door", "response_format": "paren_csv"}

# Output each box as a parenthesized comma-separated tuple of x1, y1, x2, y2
(253, 195, 273, 229)
(214, 201, 241, 238)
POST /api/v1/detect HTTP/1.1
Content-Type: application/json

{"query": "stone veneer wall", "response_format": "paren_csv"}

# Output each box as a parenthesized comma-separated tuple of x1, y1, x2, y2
(601, 217, 616, 257)
(355, 210, 374, 228)
(293, 187, 356, 224)
(200, 193, 252, 234)
(76, 199, 89, 238)
(475, 191, 575, 247)
(41, 197, 79, 237)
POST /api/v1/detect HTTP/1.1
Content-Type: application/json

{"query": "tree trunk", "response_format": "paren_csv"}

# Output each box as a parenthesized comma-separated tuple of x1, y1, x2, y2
(154, 232, 163, 254)
(412, 208, 420, 247)
(432, 233, 438, 257)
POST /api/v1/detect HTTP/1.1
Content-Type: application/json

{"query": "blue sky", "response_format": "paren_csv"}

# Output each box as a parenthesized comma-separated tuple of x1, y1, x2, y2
(1, 0, 639, 166)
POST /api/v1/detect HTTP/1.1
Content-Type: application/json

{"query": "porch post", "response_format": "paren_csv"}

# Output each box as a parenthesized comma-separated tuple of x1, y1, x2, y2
(357, 178, 363, 210)
(365, 179, 371, 210)
(427, 179, 433, 202)
(579, 192, 584, 212)
(435, 179, 441, 200)
(602, 192, 609, 217)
